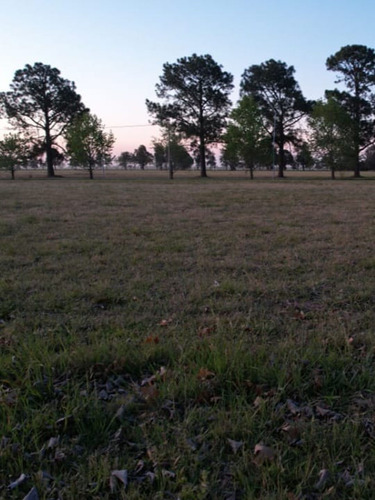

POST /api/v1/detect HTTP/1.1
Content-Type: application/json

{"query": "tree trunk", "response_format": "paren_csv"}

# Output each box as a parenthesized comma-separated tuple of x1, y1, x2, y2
(353, 85, 361, 178)
(354, 144, 361, 177)
(11, 168, 15, 180)
(198, 81, 207, 178)
(248, 160, 254, 179)
(331, 168, 335, 180)
(45, 120, 55, 178)
(278, 143, 284, 178)
(200, 134, 207, 177)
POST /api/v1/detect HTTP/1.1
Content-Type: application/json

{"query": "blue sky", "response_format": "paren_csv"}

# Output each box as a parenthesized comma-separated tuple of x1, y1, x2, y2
(1, 0, 375, 154)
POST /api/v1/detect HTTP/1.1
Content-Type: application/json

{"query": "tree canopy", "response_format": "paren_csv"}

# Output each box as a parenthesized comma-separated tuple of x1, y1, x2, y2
(153, 136, 193, 171)
(0, 133, 30, 179)
(326, 44, 375, 177)
(223, 96, 271, 178)
(133, 145, 153, 169)
(309, 97, 354, 178)
(0, 62, 86, 177)
(146, 53, 233, 177)
(240, 59, 310, 177)
(117, 151, 133, 169)
(65, 113, 114, 179)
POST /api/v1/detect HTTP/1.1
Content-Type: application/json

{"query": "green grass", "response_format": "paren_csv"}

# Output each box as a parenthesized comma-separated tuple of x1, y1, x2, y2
(0, 170, 374, 498)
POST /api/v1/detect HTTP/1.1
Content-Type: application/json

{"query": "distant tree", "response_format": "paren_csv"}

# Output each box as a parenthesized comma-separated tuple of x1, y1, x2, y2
(192, 145, 216, 170)
(65, 113, 114, 179)
(133, 145, 153, 169)
(0, 62, 86, 177)
(309, 98, 354, 179)
(362, 145, 375, 170)
(295, 141, 314, 170)
(223, 96, 270, 178)
(282, 149, 295, 169)
(326, 45, 375, 177)
(221, 140, 240, 170)
(153, 134, 193, 171)
(152, 141, 166, 169)
(240, 59, 311, 177)
(146, 53, 233, 177)
(170, 142, 194, 170)
(118, 151, 133, 169)
(0, 133, 30, 179)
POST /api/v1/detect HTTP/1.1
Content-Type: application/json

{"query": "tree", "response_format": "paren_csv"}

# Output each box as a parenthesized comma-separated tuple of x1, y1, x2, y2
(170, 141, 194, 170)
(326, 44, 375, 177)
(295, 141, 314, 170)
(309, 97, 354, 179)
(146, 53, 233, 177)
(153, 142, 166, 169)
(29, 141, 65, 168)
(133, 145, 153, 169)
(191, 144, 217, 170)
(240, 59, 310, 177)
(221, 140, 240, 170)
(0, 133, 30, 179)
(0, 63, 86, 177)
(65, 113, 114, 179)
(362, 145, 375, 170)
(223, 96, 270, 178)
(153, 135, 193, 171)
(118, 151, 133, 169)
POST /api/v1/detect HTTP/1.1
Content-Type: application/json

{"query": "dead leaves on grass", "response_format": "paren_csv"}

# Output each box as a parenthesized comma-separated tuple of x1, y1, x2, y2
(110, 469, 128, 493)
(227, 438, 244, 454)
(253, 443, 276, 465)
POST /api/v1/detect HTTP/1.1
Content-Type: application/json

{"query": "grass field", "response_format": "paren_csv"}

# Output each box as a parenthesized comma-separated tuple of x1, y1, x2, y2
(0, 171, 374, 499)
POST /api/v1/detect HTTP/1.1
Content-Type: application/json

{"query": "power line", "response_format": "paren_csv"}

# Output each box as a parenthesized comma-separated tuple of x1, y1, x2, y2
(0, 124, 158, 131)
(105, 124, 157, 129)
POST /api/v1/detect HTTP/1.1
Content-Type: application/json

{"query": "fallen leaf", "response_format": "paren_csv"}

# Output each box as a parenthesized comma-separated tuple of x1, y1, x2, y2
(227, 438, 244, 454)
(145, 335, 160, 344)
(209, 396, 222, 404)
(162, 469, 176, 479)
(287, 399, 300, 415)
(47, 436, 60, 449)
(23, 486, 39, 500)
(54, 449, 66, 461)
(315, 405, 342, 420)
(281, 423, 301, 442)
(157, 366, 167, 378)
(315, 468, 330, 489)
(140, 374, 156, 386)
(145, 471, 156, 483)
(134, 460, 145, 475)
(110, 469, 128, 492)
(8, 473, 28, 490)
(197, 368, 215, 381)
(253, 396, 264, 408)
(198, 326, 215, 337)
(140, 385, 159, 401)
(159, 318, 172, 327)
(253, 443, 275, 464)
(294, 309, 306, 320)
(313, 368, 324, 390)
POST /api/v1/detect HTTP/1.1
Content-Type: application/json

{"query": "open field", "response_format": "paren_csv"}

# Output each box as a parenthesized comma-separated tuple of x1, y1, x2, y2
(0, 172, 374, 498)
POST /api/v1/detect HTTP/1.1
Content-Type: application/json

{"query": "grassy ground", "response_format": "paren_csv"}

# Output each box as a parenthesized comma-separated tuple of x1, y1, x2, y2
(0, 171, 374, 499)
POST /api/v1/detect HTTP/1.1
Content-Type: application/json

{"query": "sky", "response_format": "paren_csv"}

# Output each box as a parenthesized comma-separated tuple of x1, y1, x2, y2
(1, 0, 375, 156)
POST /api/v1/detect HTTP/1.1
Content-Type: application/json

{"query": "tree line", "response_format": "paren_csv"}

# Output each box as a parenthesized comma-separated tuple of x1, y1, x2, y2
(1, 44, 375, 179)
